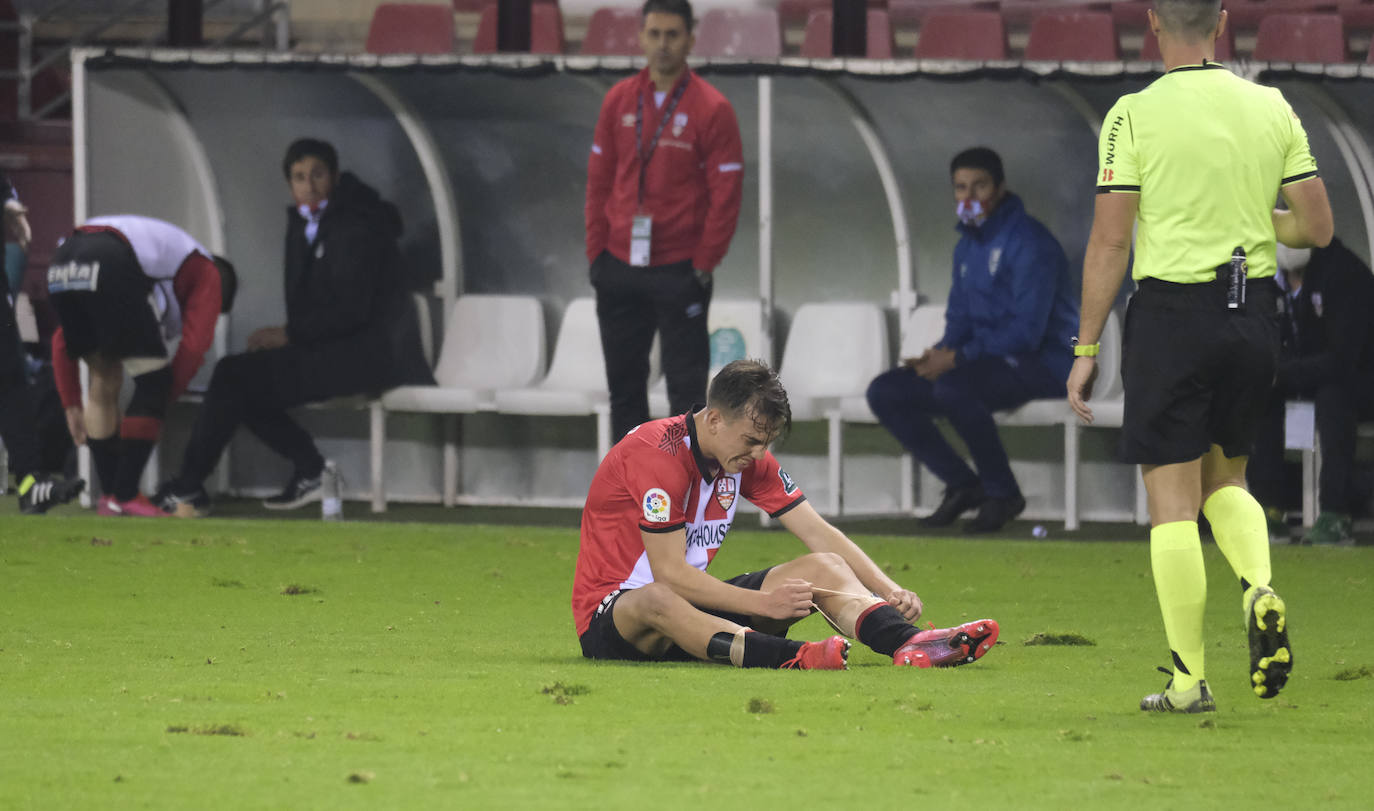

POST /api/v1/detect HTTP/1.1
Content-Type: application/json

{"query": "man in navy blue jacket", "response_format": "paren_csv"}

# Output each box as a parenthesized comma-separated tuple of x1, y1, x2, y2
(868, 147, 1079, 532)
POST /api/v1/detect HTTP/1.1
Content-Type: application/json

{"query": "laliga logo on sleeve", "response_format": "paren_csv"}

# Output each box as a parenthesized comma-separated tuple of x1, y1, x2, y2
(643, 488, 671, 523)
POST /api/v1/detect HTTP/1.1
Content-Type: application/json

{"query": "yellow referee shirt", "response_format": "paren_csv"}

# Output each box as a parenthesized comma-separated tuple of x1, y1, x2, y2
(1096, 62, 1319, 284)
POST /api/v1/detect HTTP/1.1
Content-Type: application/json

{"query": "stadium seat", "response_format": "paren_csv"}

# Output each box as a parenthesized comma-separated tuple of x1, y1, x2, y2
(693, 8, 783, 58)
(580, 6, 642, 55)
(890, 0, 998, 26)
(473, 1, 566, 54)
(1225, 0, 1339, 31)
(1253, 13, 1348, 62)
(1140, 21, 1236, 60)
(778, 302, 890, 516)
(778, 0, 833, 26)
(801, 8, 896, 58)
(1024, 10, 1122, 61)
(366, 3, 456, 55)
(649, 298, 767, 417)
(492, 297, 614, 460)
(913, 10, 1008, 60)
(369, 294, 546, 511)
(834, 304, 948, 515)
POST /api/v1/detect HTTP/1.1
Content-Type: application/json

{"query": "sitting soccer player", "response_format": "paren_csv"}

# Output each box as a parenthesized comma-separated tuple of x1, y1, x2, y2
(574, 358, 1000, 670)
(48, 215, 235, 516)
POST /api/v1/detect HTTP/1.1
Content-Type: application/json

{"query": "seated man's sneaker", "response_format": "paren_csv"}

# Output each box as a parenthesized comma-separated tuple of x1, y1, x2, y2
(152, 480, 212, 518)
(893, 619, 999, 667)
(99, 494, 167, 518)
(964, 495, 1026, 534)
(263, 467, 324, 510)
(1140, 669, 1216, 713)
(780, 636, 851, 670)
(920, 483, 985, 528)
(17, 474, 85, 515)
(1246, 585, 1292, 700)
(1301, 512, 1354, 546)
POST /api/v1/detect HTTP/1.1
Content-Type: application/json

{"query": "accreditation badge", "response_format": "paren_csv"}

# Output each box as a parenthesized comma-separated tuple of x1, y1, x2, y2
(630, 214, 653, 267)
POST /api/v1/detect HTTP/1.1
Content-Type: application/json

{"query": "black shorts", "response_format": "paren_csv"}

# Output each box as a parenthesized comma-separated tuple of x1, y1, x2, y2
(1119, 277, 1280, 465)
(48, 230, 165, 362)
(579, 568, 775, 662)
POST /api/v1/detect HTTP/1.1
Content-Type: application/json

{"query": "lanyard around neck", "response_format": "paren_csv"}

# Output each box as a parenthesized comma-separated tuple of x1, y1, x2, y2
(635, 76, 689, 206)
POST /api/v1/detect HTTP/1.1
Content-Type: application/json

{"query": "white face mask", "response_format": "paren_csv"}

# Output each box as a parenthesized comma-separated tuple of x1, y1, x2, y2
(1275, 243, 1311, 273)
(956, 198, 985, 226)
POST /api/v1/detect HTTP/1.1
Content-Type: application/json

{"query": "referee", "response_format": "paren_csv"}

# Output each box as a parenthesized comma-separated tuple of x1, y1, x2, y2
(1067, 0, 1333, 714)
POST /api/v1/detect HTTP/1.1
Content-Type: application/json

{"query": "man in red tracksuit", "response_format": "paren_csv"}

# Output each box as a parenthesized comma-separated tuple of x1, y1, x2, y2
(584, 0, 744, 442)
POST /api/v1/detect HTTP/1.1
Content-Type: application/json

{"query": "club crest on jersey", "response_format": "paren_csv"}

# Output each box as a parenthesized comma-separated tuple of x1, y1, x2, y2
(672, 112, 689, 137)
(715, 477, 737, 511)
(778, 468, 797, 495)
(643, 488, 671, 523)
(988, 247, 1002, 276)
(622, 113, 636, 127)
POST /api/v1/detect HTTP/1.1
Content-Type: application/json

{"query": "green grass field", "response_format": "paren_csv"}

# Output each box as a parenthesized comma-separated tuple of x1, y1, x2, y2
(2, 507, 1371, 810)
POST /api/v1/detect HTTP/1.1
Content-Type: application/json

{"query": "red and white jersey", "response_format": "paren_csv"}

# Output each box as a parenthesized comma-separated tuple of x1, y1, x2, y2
(85, 214, 210, 343)
(572, 413, 805, 635)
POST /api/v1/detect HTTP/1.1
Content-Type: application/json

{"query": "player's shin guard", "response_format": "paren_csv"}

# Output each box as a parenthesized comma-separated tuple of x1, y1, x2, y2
(1150, 521, 1207, 692)
(854, 602, 917, 657)
(1202, 485, 1272, 606)
(707, 629, 804, 669)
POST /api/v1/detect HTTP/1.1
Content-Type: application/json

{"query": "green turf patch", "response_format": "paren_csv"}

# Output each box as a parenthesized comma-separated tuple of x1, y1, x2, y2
(1023, 632, 1096, 646)
(2, 514, 1371, 808)
(1333, 665, 1373, 681)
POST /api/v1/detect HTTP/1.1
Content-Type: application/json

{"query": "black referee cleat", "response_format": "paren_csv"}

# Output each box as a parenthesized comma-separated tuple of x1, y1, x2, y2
(1246, 585, 1292, 699)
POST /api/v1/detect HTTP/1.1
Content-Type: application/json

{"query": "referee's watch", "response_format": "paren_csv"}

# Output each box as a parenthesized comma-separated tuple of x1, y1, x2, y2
(1071, 337, 1100, 357)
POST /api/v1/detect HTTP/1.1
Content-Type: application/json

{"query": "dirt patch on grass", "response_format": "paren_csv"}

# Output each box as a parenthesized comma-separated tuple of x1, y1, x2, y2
(1333, 665, 1372, 681)
(542, 682, 591, 705)
(211, 578, 245, 589)
(746, 698, 775, 714)
(1024, 632, 1095, 646)
(166, 724, 246, 736)
(90, 537, 113, 547)
(280, 584, 319, 596)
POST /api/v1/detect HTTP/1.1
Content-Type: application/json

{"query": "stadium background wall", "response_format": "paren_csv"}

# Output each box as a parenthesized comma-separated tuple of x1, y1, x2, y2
(73, 50, 1374, 520)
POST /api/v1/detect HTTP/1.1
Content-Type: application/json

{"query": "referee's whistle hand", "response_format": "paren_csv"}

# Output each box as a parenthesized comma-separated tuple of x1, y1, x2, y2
(1066, 357, 1098, 424)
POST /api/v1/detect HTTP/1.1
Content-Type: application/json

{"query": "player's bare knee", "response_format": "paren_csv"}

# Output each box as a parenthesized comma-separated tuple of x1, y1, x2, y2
(799, 551, 850, 582)
(632, 583, 687, 629)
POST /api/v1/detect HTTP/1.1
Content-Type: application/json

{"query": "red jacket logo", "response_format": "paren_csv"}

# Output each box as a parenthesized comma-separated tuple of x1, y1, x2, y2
(715, 477, 736, 511)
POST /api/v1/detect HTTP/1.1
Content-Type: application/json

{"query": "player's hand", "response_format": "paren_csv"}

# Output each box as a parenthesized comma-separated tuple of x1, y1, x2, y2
(65, 405, 87, 446)
(885, 588, 924, 622)
(758, 578, 815, 620)
(1066, 356, 1099, 424)
(246, 326, 288, 351)
(4, 199, 31, 251)
(917, 347, 956, 381)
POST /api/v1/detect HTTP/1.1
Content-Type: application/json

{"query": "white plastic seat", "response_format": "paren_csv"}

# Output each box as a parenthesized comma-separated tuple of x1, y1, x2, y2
(777, 302, 890, 515)
(836, 304, 949, 513)
(650, 298, 767, 417)
(492, 297, 613, 459)
(369, 294, 545, 511)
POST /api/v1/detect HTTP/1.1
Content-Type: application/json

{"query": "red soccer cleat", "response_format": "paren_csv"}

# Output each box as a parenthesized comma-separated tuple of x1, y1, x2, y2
(780, 635, 851, 670)
(893, 619, 999, 668)
(99, 493, 167, 518)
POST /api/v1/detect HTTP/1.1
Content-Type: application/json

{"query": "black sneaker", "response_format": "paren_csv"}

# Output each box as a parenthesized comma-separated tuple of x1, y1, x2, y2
(152, 480, 212, 518)
(17, 474, 86, 515)
(262, 468, 324, 511)
(964, 494, 1026, 534)
(919, 483, 985, 528)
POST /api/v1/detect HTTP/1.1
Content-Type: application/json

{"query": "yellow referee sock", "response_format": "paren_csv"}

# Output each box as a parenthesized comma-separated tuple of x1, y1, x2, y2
(1150, 521, 1207, 692)
(1202, 485, 1272, 611)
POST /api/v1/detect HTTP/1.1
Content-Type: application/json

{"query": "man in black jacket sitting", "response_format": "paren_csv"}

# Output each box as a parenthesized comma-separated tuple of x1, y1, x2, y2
(157, 139, 432, 515)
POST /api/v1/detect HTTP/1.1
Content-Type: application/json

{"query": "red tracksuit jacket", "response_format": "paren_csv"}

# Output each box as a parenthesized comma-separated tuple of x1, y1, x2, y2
(584, 68, 744, 272)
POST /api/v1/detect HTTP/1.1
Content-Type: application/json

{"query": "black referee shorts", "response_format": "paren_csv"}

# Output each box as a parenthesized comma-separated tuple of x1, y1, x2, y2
(48, 230, 165, 362)
(1119, 276, 1280, 465)
(579, 568, 775, 662)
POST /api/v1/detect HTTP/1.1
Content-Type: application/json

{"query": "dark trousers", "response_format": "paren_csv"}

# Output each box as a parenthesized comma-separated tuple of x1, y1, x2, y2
(866, 355, 1064, 501)
(1250, 377, 1374, 513)
(591, 251, 711, 440)
(175, 334, 391, 491)
(0, 271, 41, 479)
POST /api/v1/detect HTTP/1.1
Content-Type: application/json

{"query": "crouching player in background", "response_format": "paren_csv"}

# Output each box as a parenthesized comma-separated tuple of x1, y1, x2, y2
(49, 215, 235, 515)
(573, 359, 1000, 670)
